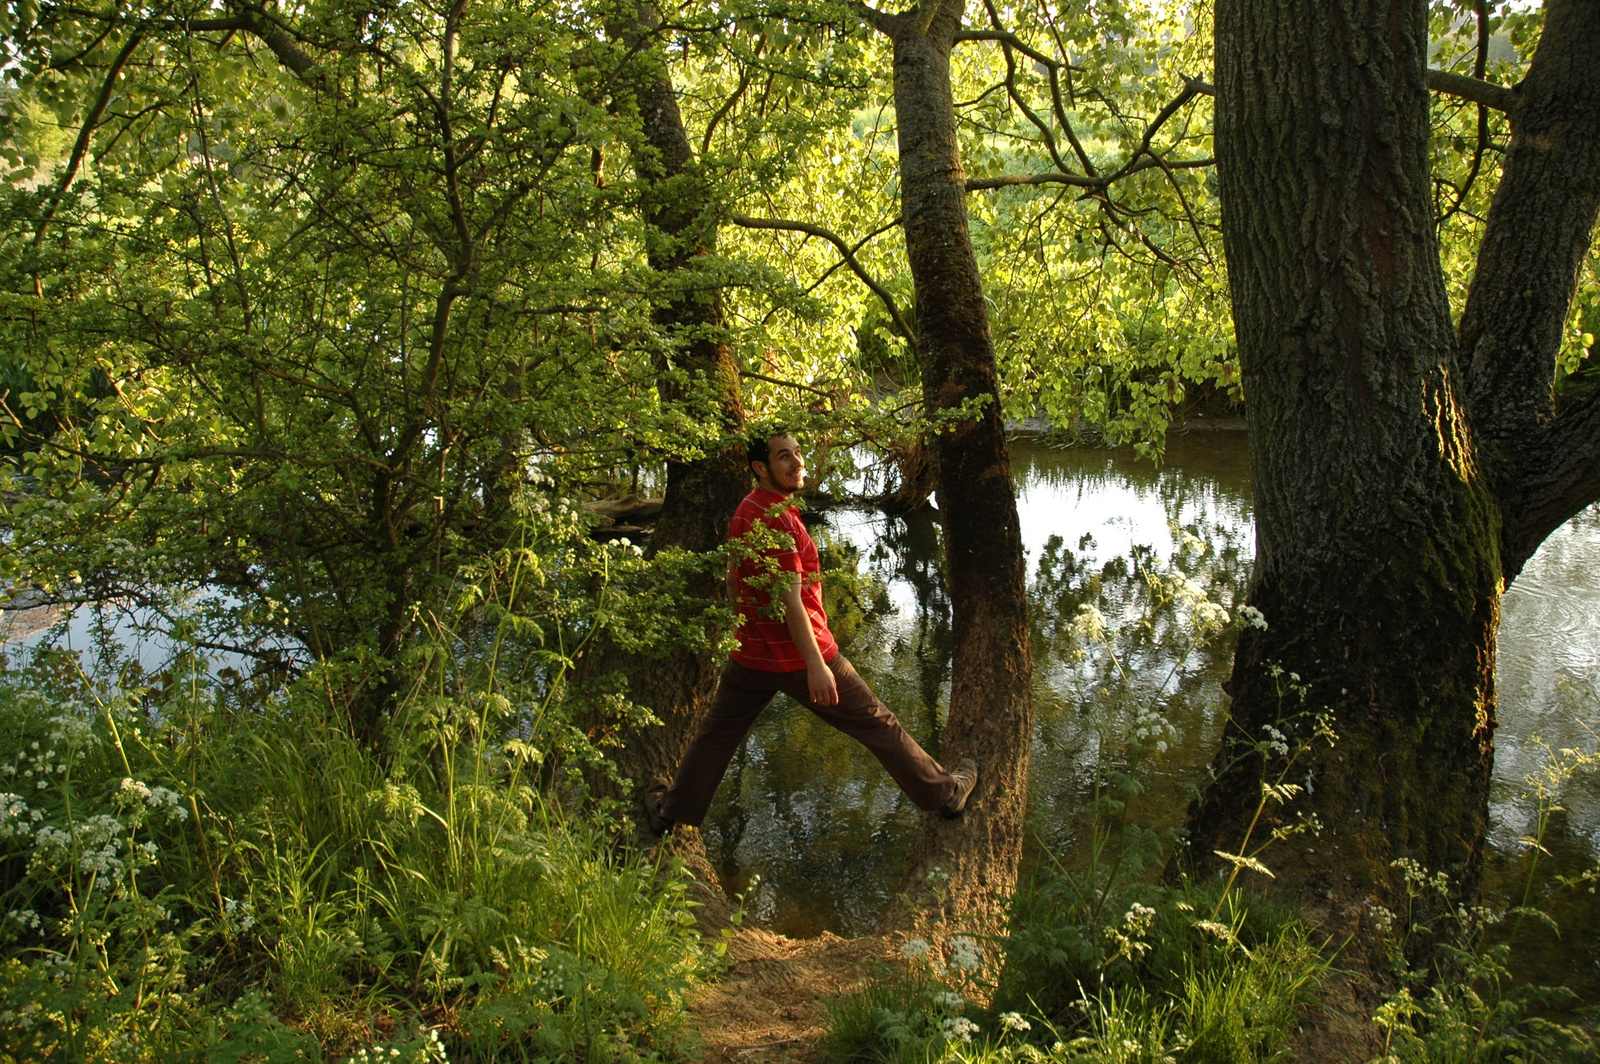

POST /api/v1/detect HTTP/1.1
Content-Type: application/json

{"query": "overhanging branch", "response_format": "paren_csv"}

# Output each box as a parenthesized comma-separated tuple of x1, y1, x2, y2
(966, 154, 1213, 191)
(1427, 69, 1515, 113)
(730, 213, 916, 351)
(1502, 389, 1600, 573)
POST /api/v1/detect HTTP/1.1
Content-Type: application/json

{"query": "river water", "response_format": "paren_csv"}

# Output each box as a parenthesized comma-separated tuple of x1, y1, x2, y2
(700, 431, 1600, 997)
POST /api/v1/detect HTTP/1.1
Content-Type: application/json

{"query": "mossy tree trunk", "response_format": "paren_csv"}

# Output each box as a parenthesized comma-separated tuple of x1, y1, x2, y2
(1187, 0, 1600, 932)
(867, 0, 1034, 924)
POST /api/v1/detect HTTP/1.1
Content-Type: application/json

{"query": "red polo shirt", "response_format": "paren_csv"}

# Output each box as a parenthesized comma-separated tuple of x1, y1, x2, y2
(728, 488, 839, 671)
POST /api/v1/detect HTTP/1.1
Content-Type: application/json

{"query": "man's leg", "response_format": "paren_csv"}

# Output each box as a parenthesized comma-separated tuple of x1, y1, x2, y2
(660, 661, 780, 827)
(779, 656, 956, 812)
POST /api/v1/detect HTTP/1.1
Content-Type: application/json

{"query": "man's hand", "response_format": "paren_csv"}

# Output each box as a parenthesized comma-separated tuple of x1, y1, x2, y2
(781, 576, 837, 705)
(807, 661, 839, 706)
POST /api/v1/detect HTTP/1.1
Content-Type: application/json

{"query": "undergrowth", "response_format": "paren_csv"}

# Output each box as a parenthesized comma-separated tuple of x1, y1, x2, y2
(0, 646, 708, 1063)
(822, 591, 1600, 1064)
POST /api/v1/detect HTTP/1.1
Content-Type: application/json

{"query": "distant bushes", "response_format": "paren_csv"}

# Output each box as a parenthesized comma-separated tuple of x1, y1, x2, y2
(0, 649, 709, 1063)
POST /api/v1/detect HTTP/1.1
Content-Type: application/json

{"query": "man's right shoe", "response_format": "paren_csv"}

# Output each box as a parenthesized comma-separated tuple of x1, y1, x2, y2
(940, 758, 978, 817)
(643, 777, 675, 835)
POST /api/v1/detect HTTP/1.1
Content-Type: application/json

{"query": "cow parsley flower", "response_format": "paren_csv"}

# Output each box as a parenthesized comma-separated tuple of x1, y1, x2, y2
(948, 936, 982, 971)
(900, 937, 931, 959)
(940, 1016, 979, 1043)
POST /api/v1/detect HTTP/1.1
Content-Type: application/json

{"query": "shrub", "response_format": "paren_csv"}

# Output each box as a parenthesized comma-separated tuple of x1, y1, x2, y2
(0, 649, 708, 1063)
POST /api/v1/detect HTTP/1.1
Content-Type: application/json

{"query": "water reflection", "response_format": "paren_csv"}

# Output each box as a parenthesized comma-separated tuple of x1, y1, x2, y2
(701, 432, 1600, 994)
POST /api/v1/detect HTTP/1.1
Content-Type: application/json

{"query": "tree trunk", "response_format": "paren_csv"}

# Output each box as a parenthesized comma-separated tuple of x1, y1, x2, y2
(1458, 0, 1600, 572)
(581, 6, 748, 806)
(873, 0, 1034, 925)
(1187, 0, 1600, 945)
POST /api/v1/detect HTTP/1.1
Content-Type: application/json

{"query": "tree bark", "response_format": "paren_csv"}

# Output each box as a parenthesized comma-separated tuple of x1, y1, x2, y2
(1187, 0, 1600, 942)
(1458, 0, 1600, 572)
(581, 6, 748, 806)
(871, 0, 1034, 925)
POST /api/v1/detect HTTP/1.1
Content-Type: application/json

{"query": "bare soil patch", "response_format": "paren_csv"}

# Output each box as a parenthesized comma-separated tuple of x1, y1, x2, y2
(686, 927, 893, 1064)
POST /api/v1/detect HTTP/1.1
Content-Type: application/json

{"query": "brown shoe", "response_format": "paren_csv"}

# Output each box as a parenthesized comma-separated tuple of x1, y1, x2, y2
(644, 777, 675, 835)
(940, 758, 978, 817)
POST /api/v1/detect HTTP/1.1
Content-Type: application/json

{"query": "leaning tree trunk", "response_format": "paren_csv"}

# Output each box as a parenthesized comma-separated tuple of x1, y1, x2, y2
(579, 7, 748, 808)
(872, 0, 1034, 926)
(1187, 0, 1600, 949)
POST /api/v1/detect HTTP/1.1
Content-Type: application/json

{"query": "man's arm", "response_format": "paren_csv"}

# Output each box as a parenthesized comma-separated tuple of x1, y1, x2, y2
(780, 577, 838, 706)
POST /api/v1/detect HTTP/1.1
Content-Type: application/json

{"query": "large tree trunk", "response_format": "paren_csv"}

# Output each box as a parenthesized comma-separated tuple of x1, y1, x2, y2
(872, 0, 1034, 925)
(580, 7, 748, 807)
(1187, 0, 1600, 946)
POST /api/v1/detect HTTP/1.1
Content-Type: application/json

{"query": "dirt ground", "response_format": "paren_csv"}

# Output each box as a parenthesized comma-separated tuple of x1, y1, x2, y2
(661, 831, 895, 1063)
(685, 927, 895, 1064)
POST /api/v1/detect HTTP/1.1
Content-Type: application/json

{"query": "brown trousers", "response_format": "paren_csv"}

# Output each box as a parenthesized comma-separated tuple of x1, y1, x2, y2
(661, 655, 956, 827)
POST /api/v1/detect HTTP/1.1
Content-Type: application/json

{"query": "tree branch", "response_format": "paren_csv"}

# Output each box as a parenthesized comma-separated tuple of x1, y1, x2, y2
(1439, 3, 1493, 226)
(851, 1, 899, 36)
(966, 153, 1213, 190)
(33, 30, 145, 250)
(1427, 68, 1515, 113)
(739, 370, 833, 397)
(1451, 1, 1600, 571)
(1501, 388, 1600, 573)
(908, 0, 950, 38)
(730, 213, 915, 350)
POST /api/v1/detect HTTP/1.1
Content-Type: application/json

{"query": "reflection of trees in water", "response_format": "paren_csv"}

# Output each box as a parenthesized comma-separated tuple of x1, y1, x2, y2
(703, 438, 1264, 936)
(715, 741, 752, 890)
(1026, 519, 1250, 862)
(847, 508, 953, 748)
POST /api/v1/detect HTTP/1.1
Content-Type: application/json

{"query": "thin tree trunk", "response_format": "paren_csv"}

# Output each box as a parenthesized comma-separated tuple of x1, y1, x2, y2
(581, 6, 748, 806)
(871, 0, 1034, 926)
(1187, 0, 1600, 954)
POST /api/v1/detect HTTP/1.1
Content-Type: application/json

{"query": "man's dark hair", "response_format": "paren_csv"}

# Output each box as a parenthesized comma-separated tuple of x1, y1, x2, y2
(746, 427, 792, 468)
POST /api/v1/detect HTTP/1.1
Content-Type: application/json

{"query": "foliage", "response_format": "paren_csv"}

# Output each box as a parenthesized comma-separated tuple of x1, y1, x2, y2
(1367, 862, 1598, 1064)
(820, 885, 1325, 1064)
(1364, 714, 1600, 1064)
(824, 584, 1327, 1064)
(0, 642, 709, 1063)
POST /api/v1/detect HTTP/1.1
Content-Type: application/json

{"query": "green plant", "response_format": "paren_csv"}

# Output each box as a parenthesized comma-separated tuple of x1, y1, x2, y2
(1366, 714, 1600, 1064)
(0, 637, 711, 1063)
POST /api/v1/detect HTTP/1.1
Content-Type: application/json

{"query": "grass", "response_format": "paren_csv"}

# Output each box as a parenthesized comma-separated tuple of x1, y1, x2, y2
(0, 646, 709, 1063)
(821, 882, 1327, 1064)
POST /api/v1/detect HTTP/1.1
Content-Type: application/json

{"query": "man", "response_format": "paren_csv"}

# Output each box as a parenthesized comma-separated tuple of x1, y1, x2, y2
(645, 429, 977, 833)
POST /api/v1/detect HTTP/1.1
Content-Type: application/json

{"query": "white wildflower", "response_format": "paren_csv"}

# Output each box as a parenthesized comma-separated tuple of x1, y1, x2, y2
(940, 1016, 979, 1044)
(73, 814, 126, 877)
(224, 897, 257, 932)
(0, 794, 32, 838)
(899, 937, 931, 959)
(1193, 600, 1230, 634)
(48, 713, 97, 749)
(934, 990, 965, 1009)
(1239, 605, 1268, 630)
(999, 1011, 1032, 1032)
(1070, 603, 1108, 644)
(121, 778, 151, 801)
(145, 786, 189, 821)
(35, 826, 71, 849)
(948, 936, 982, 971)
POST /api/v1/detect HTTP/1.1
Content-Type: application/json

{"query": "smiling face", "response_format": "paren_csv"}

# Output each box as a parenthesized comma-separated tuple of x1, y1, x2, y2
(753, 434, 804, 496)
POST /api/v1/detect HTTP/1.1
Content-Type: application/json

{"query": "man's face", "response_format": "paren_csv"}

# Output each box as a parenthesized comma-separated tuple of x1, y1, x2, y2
(754, 435, 804, 495)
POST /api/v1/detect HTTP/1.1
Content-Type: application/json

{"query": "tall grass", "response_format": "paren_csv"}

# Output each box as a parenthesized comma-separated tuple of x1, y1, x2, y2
(0, 646, 707, 1063)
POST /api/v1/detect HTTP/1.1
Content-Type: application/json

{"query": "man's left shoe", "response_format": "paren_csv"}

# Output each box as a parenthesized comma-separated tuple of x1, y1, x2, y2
(940, 758, 978, 817)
